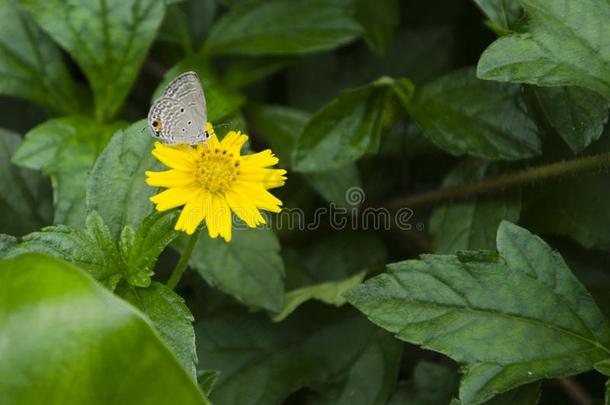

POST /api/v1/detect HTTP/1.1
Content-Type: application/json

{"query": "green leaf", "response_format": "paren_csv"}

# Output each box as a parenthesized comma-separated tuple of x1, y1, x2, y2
(532, 86, 609, 153)
(197, 307, 399, 405)
(430, 160, 521, 253)
(354, 0, 398, 52)
(182, 227, 285, 311)
(198, 370, 220, 396)
(121, 281, 197, 379)
(293, 77, 394, 172)
(472, 0, 522, 34)
(87, 119, 160, 241)
(477, 0, 610, 99)
(346, 221, 610, 404)
(404, 68, 540, 160)
(204, 0, 363, 55)
(0, 0, 83, 114)
(387, 361, 458, 405)
(250, 104, 362, 206)
(12, 116, 124, 227)
(1, 211, 123, 289)
(308, 326, 402, 405)
(21, 0, 166, 120)
(0, 253, 208, 405)
(283, 231, 387, 289)
(153, 58, 245, 123)
(272, 271, 366, 322)
(119, 211, 179, 288)
(483, 383, 540, 405)
(0, 128, 51, 235)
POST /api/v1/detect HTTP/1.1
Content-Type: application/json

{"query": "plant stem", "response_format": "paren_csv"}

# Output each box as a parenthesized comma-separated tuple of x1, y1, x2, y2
(167, 231, 200, 290)
(387, 152, 610, 210)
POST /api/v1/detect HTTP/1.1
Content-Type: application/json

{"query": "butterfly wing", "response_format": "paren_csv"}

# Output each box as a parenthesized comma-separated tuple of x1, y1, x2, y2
(163, 71, 207, 131)
(148, 97, 208, 145)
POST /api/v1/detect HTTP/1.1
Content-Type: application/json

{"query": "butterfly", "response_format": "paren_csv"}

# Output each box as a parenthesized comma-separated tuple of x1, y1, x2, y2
(148, 71, 211, 145)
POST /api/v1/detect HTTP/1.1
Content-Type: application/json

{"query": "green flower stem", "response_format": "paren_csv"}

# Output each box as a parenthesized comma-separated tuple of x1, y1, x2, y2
(167, 230, 200, 290)
(387, 152, 610, 210)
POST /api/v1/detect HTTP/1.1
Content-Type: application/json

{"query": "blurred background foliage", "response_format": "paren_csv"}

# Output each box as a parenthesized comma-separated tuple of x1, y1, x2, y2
(1, 0, 610, 404)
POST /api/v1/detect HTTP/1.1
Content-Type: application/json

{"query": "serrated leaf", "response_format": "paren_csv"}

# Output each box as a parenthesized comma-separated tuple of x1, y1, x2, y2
(153, 57, 245, 123)
(197, 307, 399, 405)
(1, 211, 122, 289)
(121, 281, 197, 379)
(430, 160, 521, 253)
(477, 0, 610, 99)
(120, 211, 179, 287)
(0, 128, 51, 235)
(532, 86, 609, 153)
(271, 271, 365, 322)
(472, 0, 522, 34)
(87, 120, 160, 241)
(0, 253, 208, 404)
(21, 0, 166, 120)
(204, 0, 363, 55)
(12, 116, 124, 227)
(346, 221, 610, 404)
(354, 0, 398, 52)
(250, 104, 362, 206)
(181, 227, 285, 311)
(404, 68, 540, 160)
(293, 78, 394, 172)
(0, 0, 83, 114)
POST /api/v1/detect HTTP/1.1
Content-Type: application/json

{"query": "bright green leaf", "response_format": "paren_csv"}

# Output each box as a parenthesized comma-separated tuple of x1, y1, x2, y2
(21, 0, 166, 120)
(204, 0, 363, 55)
(0, 0, 83, 114)
(430, 160, 521, 253)
(119, 211, 179, 287)
(87, 119, 160, 240)
(121, 281, 198, 379)
(477, 0, 610, 99)
(197, 307, 398, 405)
(404, 68, 540, 160)
(1, 211, 122, 289)
(293, 77, 394, 172)
(181, 227, 285, 311)
(472, 0, 522, 34)
(272, 271, 366, 322)
(0, 253, 208, 405)
(532, 86, 609, 153)
(0, 128, 51, 235)
(12, 116, 124, 227)
(346, 221, 610, 404)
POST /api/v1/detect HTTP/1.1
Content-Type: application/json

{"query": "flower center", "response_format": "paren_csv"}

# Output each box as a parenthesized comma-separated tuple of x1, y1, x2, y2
(196, 148, 240, 193)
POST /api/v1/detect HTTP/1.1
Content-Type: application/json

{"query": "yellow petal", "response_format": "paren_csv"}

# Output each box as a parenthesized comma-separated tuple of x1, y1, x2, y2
(150, 186, 199, 211)
(216, 197, 233, 242)
(241, 149, 279, 168)
(220, 131, 248, 155)
(152, 143, 196, 172)
(145, 169, 196, 188)
(237, 168, 287, 189)
(225, 190, 265, 228)
(233, 183, 283, 212)
(203, 191, 219, 239)
(175, 190, 204, 234)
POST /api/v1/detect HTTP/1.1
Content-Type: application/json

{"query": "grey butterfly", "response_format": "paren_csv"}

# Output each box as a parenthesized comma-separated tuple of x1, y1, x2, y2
(148, 71, 211, 145)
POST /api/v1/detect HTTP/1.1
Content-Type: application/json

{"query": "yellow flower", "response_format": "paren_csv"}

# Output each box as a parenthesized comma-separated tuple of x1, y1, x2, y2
(146, 123, 287, 241)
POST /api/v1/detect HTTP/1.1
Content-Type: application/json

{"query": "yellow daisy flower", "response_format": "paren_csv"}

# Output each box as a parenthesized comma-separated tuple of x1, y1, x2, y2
(145, 123, 287, 242)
